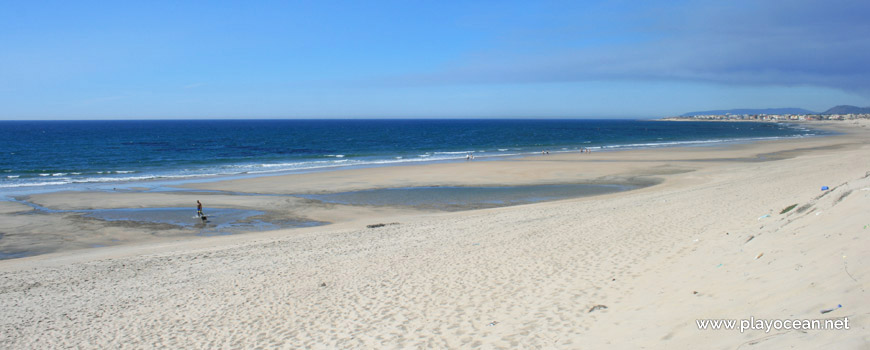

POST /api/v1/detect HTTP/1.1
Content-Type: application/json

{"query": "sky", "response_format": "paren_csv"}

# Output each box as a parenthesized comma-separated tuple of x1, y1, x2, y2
(1, 0, 869, 119)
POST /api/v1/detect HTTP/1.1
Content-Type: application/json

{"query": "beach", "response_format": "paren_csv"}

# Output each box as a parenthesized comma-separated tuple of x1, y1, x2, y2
(1, 120, 868, 348)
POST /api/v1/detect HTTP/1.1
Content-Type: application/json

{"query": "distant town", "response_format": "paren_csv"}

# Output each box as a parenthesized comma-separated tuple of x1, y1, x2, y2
(664, 105, 870, 122)
(665, 112, 870, 122)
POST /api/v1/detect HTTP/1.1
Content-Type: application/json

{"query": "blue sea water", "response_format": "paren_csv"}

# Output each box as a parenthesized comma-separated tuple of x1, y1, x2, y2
(0, 119, 819, 195)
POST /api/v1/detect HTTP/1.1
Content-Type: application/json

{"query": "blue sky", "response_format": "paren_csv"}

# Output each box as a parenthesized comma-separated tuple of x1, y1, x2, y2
(2, 0, 869, 119)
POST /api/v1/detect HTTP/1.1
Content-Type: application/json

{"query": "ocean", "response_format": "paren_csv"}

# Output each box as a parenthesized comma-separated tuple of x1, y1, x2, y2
(0, 119, 819, 196)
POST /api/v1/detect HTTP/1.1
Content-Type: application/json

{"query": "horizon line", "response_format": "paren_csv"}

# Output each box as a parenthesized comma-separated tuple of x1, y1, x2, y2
(0, 116, 664, 121)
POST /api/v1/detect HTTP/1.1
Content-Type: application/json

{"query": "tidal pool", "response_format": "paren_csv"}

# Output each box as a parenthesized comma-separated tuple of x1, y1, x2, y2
(301, 183, 638, 211)
(82, 207, 323, 236)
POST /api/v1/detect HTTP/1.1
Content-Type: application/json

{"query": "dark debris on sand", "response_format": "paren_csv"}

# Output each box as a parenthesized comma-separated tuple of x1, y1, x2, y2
(367, 222, 400, 229)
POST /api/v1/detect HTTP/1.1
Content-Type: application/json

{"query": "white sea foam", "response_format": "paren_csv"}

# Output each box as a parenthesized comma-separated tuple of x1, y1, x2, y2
(0, 180, 72, 188)
(602, 136, 790, 150)
(0, 173, 208, 189)
(433, 151, 476, 155)
(240, 159, 349, 169)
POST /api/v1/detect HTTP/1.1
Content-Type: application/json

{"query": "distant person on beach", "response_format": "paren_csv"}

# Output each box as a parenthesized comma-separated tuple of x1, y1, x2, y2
(197, 200, 203, 217)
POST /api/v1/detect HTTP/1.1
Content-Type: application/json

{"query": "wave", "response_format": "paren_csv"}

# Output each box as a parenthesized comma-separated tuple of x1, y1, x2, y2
(0, 173, 209, 189)
(93, 170, 137, 174)
(600, 135, 800, 150)
(433, 151, 477, 155)
(0, 131, 819, 191)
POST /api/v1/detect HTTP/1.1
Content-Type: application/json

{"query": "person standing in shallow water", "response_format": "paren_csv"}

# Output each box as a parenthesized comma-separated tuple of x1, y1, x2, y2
(196, 200, 203, 217)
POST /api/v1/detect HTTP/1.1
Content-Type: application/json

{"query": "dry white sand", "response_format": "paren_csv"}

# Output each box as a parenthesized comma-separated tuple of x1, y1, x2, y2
(1, 121, 868, 348)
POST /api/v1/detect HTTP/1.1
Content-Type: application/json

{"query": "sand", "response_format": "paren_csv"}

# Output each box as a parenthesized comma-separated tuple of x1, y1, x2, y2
(1, 120, 868, 348)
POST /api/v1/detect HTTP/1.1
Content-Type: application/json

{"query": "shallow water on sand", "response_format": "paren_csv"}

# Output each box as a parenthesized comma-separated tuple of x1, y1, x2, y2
(301, 183, 637, 211)
(0, 183, 639, 260)
(82, 207, 323, 236)
(0, 207, 325, 260)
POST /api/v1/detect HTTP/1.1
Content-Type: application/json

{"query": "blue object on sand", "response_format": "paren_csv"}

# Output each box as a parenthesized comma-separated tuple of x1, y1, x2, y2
(821, 186, 829, 191)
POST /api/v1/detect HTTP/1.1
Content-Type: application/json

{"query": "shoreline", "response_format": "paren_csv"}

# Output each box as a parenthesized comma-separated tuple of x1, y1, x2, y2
(1, 119, 868, 348)
(0, 119, 821, 197)
(0, 120, 859, 261)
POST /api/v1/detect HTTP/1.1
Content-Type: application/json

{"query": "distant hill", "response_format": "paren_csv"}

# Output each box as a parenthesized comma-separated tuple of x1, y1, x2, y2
(681, 108, 817, 116)
(822, 105, 870, 114)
